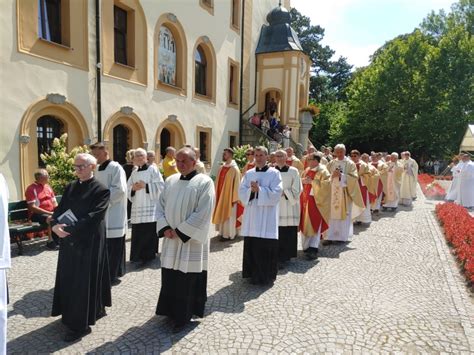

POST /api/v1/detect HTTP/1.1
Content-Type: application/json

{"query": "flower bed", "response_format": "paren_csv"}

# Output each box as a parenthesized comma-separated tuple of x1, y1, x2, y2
(435, 202, 474, 284)
(418, 174, 446, 199)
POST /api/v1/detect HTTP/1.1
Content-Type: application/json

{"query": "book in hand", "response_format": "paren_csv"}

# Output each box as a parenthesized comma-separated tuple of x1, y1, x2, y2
(56, 209, 78, 226)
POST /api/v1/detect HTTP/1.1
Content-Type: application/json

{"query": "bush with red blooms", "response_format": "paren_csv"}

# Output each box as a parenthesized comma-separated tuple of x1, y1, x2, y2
(435, 202, 474, 285)
(418, 174, 446, 199)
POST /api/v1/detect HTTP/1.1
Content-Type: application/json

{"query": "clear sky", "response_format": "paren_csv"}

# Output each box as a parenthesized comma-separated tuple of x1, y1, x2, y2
(290, 0, 456, 68)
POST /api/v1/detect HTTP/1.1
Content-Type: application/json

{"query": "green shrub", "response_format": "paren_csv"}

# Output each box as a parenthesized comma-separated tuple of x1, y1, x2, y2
(40, 133, 89, 195)
(232, 145, 252, 170)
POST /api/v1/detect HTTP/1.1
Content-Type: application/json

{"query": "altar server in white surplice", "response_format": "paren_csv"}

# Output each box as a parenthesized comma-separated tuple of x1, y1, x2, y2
(455, 153, 474, 209)
(91, 143, 128, 286)
(274, 150, 301, 267)
(155, 147, 215, 331)
(325, 144, 365, 243)
(239, 146, 282, 286)
(0, 173, 11, 355)
(128, 148, 164, 266)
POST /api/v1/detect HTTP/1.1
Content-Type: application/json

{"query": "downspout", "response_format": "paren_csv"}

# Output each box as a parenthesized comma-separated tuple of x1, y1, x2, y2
(239, 0, 259, 145)
(95, 0, 102, 142)
(238, 0, 245, 145)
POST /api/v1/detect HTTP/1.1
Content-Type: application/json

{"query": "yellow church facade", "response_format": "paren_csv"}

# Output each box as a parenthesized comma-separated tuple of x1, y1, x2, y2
(1, 0, 309, 199)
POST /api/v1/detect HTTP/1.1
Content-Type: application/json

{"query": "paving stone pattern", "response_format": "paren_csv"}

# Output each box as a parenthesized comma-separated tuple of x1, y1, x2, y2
(7, 187, 474, 354)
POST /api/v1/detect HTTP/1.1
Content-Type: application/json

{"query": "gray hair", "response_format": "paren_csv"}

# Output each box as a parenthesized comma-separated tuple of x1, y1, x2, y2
(176, 147, 196, 161)
(274, 149, 287, 157)
(147, 150, 155, 157)
(34, 168, 48, 181)
(166, 146, 176, 154)
(134, 148, 147, 157)
(255, 146, 268, 155)
(334, 144, 346, 152)
(75, 153, 97, 166)
(391, 152, 399, 158)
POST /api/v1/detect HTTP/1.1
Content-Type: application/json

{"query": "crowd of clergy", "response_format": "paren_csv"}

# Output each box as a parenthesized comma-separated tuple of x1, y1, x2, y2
(1, 141, 473, 348)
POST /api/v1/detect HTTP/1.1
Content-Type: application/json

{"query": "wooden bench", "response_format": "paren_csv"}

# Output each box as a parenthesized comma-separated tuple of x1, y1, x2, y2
(8, 196, 61, 255)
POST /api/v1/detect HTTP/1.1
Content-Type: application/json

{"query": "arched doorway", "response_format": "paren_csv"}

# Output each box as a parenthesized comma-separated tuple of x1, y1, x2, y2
(113, 124, 130, 164)
(155, 117, 186, 160)
(36, 115, 64, 167)
(261, 89, 282, 121)
(103, 112, 147, 162)
(19, 99, 90, 194)
(160, 128, 171, 158)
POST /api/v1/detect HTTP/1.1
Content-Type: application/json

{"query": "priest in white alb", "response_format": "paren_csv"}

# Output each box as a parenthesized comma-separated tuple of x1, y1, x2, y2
(0, 173, 11, 354)
(239, 146, 282, 285)
(400, 151, 419, 206)
(273, 150, 301, 267)
(455, 153, 474, 209)
(155, 147, 215, 330)
(350, 150, 372, 225)
(382, 153, 403, 211)
(370, 152, 388, 213)
(325, 144, 365, 243)
(446, 156, 462, 201)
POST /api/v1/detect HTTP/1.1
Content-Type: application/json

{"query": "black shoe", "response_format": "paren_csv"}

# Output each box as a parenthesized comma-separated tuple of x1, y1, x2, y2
(111, 278, 122, 286)
(305, 248, 318, 260)
(46, 241, 58, 250)
(64, 327, 91, 342)
(172, 321, 188, 333)
(390, 207, 397, 212)
(373, 209, 380, 214)
(354, 221, 362, 225)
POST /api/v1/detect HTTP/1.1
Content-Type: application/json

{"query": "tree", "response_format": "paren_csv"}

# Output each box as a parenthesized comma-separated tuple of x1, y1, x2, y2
(338, 1, 473, 158)
(290, 8, 353, 102)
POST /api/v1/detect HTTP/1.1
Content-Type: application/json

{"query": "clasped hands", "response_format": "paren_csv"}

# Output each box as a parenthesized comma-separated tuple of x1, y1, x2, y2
(132, 180, 146, 191)
(164, 229, 179, 239)
(302, 176, 313, 185)
(250, 181, 259, 193)
(331, 169, 341, 179)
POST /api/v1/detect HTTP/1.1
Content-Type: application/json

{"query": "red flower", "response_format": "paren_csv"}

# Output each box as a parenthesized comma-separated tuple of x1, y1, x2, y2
(436, 202, 474, 284)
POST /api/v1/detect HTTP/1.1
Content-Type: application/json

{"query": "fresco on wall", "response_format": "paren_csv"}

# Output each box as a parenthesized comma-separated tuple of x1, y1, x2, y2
(158, 26, 176, 86)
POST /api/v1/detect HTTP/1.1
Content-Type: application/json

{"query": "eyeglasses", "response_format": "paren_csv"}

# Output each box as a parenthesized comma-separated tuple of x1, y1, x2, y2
(73, 164, 91, 170)
(246, 153, 254, 156)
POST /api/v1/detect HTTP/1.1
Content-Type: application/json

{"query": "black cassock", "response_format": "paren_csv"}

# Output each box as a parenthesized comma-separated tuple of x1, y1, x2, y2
(51, 177, 112, 332)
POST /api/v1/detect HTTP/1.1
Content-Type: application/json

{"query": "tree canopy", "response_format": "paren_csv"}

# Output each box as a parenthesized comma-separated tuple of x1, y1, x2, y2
(296, 0, 473, 159)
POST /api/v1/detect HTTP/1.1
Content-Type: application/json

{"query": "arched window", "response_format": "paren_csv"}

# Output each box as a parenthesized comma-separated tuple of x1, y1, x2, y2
(195, 45, 207, 96)
(113, 124, 130, 164)
(158, 26, 177, 86)
(36, 115, 63, 167)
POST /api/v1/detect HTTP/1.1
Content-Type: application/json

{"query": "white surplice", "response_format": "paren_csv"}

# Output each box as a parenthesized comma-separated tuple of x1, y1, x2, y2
(95, 160, 128, 238)
(0, 174, 11, 355)
(455, 161, 474, 208)
(127, 164, 164, 224)
(238, 167, 282, 240)
(156, 173, 215, 273)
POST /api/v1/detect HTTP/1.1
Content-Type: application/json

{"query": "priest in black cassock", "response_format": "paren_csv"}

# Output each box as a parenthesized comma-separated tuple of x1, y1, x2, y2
(156, 147, 215, 331)
(51, 153, 111, 342)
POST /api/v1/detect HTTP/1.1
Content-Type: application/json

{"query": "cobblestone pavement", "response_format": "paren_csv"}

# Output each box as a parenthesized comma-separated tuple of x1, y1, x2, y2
(7, 187, 474, 354)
